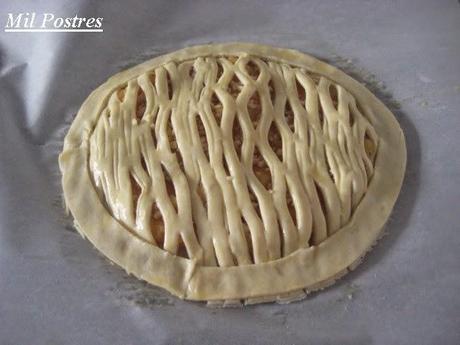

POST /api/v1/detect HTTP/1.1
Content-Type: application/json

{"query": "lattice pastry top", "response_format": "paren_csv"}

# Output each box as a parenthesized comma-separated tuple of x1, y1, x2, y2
(60, 43, 406, 303)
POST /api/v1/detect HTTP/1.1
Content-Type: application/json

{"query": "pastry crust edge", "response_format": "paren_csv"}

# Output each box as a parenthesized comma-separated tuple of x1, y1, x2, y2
(59, 42, 406, 301)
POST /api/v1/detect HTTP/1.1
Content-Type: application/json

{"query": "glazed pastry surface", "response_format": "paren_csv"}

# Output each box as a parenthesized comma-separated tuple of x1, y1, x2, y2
(60, 43, 406, 302)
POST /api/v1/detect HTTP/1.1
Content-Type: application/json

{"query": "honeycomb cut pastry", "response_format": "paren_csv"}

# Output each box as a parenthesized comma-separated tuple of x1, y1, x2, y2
(59, 43, 406, 303)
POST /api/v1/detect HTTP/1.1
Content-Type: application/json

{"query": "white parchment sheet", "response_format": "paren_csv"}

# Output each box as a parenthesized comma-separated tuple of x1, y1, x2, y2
(1, 1, 459, 344)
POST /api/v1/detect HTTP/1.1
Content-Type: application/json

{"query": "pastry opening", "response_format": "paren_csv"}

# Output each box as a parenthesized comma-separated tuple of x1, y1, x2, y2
(104, 108, 111, 119)
(286, 188, 297, 228)
(177, 237, 188, 259)
(356, 100, 366, 118)
(314, 181, 327, 231)
(175, 146, 185, 171)
(130, 173, 141, 221)
(150, 202, 165, 248)
(329, 83, 339, 109)
(150, 126, 157, 147)
(232, 118, 243, 159)
(135, 88, 146, 120)
(195, 115, 210, 161)
(241, 216, 254, 264)
(148, 72, 156, 85)
(318, 100, 325, 128)
(246, 60, 260, 80)
(253, 146, 272, 190)
(348, 104, 356, 127)
(140, 155, 148, 173)
(166, 111, 178, 154)
(296, 78, 306, 107)
(248, 91, 262, 128)
(189, 65, 196, 79)
(166, 71, 173, 100)
(324, 150, 335, 183)
(228, 74, 243, 96)
(161, 164, 178, 213)
(268, 79, 276, 104)
(284, 101, 295, 133)
(117, 87, 126, 102)
(227, 56, 238, 65)
(277, 217, 284, 258)
(210, 92, 223, 125)
(364, 130, 377, 162)
(211, 242, 220, 267)
(216, 62, 224, 81)
(268, 122, 283, 161)
(197, 181, 208, 212)
(248, 186, 262, 219)
(223, 211, 237, 266)
(229, 248, 238, 267)
(222, 156, 231, 176)
(308, 71, 321, 84)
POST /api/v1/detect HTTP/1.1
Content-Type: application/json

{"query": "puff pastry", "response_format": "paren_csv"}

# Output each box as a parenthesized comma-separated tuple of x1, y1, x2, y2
(59, 43, 406, 303)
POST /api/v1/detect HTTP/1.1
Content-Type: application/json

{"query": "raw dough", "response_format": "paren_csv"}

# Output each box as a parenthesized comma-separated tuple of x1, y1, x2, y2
(59, 43, 406, 303)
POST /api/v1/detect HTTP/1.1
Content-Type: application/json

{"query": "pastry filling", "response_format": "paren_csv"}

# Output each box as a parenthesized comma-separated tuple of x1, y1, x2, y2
(89, 55, 378, 266)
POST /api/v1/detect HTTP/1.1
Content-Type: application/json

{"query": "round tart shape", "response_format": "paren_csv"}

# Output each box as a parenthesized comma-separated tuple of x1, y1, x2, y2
(59, 43, 406, 303)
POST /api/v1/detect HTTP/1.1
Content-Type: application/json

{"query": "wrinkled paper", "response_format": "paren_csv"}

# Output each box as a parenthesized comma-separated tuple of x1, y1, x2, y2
(1, 1, 460, 344)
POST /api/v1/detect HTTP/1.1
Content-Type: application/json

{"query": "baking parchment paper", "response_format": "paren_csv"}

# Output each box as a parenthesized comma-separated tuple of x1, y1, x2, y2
(1, 1, 459, 344)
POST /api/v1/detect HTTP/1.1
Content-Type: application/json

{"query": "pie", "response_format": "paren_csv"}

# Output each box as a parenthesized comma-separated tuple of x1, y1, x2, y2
(59, 43, 406, 304)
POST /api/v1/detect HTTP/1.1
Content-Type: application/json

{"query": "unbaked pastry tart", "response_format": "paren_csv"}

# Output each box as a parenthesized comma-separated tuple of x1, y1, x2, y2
(59, 43, 406, 304)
